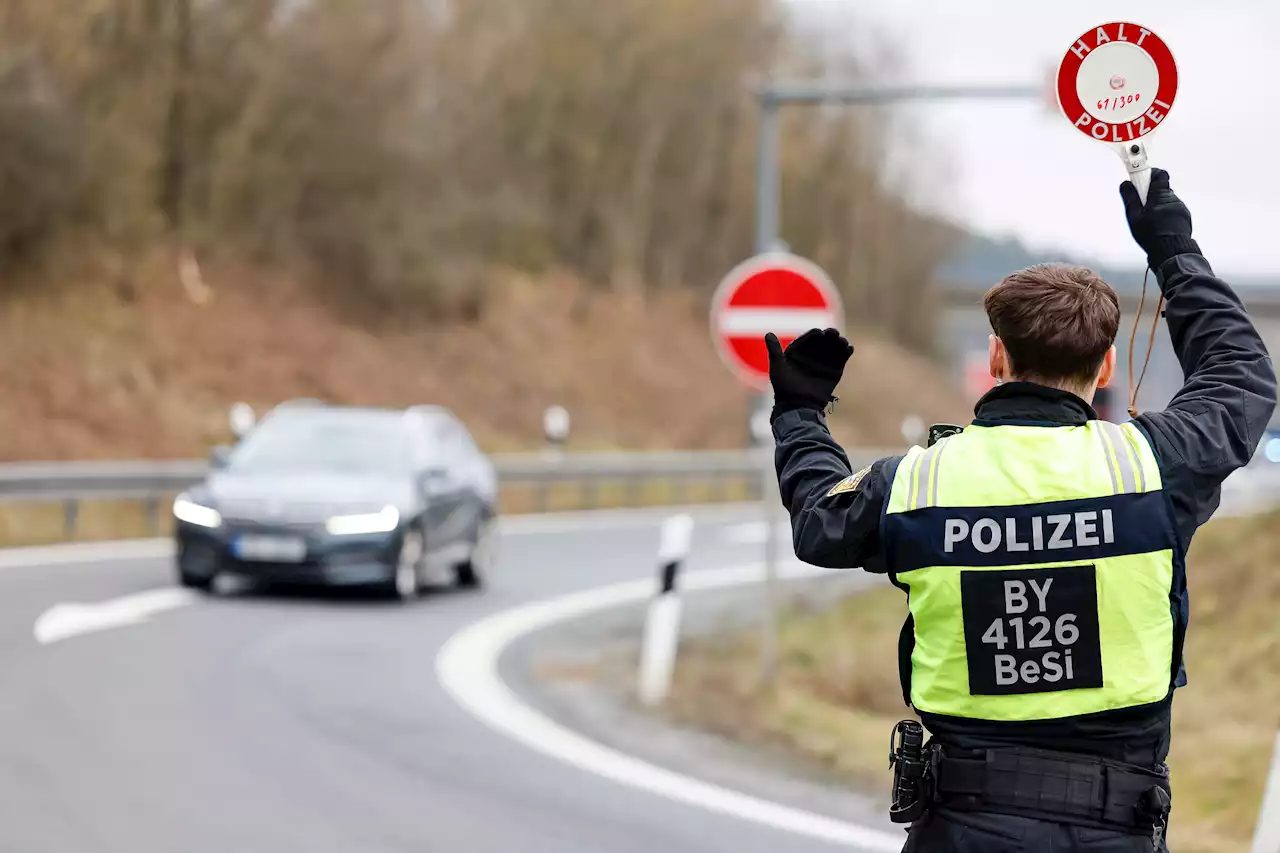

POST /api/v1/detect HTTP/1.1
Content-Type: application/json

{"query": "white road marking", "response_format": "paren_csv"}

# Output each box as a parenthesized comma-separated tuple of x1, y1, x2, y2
(34, 588, 199, 645)
(17, 505, 766, 646)
(436, 562, 904, 852)
(1253, 731, 1280, 853)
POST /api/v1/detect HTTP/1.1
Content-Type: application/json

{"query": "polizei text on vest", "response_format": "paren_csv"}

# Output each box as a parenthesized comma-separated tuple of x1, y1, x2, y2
(944, 510, 1116, 554)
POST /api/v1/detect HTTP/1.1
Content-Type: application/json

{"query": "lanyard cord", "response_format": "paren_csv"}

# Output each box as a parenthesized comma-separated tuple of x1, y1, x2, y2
(1126, 266, 1164, 419)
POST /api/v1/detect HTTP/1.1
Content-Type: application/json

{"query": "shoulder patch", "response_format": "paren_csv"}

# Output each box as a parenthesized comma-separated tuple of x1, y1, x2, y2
(827, 464, 872, 497)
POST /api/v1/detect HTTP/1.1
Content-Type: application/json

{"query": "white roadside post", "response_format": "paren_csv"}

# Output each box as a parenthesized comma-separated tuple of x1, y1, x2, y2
(1252, 731, 1280, 853)
(542, 405, 571, 453)
(538, 405, 571, 510)
(637, 514, 695, 707)
(900, 415, 925, 448)
(228, 402, 255, 441)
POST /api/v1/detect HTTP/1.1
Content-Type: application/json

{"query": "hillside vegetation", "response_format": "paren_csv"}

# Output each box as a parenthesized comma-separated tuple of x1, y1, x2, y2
(0, 250, 970, 460)
(0, 0, 975, 460)
(0, 0, 952, 350)
(665, 510, 1280, 853)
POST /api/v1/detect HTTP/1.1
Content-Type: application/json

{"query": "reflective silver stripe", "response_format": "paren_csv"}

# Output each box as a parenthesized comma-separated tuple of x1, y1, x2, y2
(926, 437, 951, 508)
(1096, 427, 1122, 495)
(1123, 424, 1148, 492)
(912, 438, 952, 509)
(911, 447, 932, 510)
(904, 450, 926, 511)
(1097, 421, 1138, 494)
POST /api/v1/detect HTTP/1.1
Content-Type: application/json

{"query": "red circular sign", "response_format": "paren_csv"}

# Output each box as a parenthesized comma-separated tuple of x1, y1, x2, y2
(710, 252, 842, 390)
(1057, 22, 1178, 144)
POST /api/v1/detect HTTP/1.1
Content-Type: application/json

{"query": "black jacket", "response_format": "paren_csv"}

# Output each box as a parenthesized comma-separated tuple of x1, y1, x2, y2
(772, 252, 1277, 767)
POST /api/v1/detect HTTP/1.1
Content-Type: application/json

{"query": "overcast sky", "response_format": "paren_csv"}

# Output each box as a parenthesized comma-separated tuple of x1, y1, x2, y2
(791, 1, 1277, 276)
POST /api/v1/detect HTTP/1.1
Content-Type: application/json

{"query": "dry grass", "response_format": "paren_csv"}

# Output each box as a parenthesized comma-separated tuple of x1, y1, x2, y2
(665, 584, 908, 794)
(1165, 512, 1280, 852)
(0, 249, 970, 547)
(0, 499, 175, 547)
(665, 512, 1280, 853)
(0, 249, 970, 462)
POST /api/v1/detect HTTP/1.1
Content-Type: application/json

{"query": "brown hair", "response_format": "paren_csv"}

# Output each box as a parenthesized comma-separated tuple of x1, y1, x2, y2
(983, 264, 1121, 387)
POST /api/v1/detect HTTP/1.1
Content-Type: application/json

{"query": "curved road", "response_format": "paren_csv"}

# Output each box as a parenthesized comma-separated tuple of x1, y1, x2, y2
(1, 465, 1274, 853)
(0, 506, 887, 853)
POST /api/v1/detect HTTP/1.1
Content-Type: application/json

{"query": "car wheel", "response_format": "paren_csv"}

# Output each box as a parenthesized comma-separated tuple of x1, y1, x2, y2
(178, 570, 215, 593)
(391, 527, 424, 601)
(454, 517, 497, 590)
(176, 544, 217, 593)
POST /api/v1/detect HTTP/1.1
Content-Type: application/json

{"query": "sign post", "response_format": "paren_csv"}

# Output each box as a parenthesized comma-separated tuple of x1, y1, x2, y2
(542, 405, 571, 452)
(711, 251, 843, 687)
(1056, 22, 1179, 203)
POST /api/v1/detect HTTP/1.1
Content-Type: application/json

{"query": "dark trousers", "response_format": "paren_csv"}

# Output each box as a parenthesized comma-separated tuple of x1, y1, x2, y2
(902, 809, 1167, 852)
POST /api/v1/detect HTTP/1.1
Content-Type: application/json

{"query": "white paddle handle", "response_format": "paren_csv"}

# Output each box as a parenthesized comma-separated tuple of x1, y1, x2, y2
(1115, 141, 1151, 206)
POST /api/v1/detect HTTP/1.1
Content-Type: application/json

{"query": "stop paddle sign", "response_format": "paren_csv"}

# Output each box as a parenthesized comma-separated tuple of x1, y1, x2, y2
(1056, 22, 1179, 203)
(710, 252, 843, 391)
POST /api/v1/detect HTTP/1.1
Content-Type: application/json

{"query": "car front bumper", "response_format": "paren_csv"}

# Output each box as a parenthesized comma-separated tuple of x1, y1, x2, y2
(176, 521, 403, 587)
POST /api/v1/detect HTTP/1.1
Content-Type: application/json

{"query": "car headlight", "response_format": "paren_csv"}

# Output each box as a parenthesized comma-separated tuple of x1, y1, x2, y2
(173, 494, 222, 529)
(326, 505, 400, 536)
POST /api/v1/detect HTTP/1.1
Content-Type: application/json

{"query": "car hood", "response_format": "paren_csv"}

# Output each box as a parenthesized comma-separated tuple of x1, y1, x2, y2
(203, 472, 414, 521)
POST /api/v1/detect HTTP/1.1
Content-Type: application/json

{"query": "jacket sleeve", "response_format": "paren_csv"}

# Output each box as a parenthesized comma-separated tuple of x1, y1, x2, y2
(771, 408, 898, 570)
(1133, 252, 1278, 544)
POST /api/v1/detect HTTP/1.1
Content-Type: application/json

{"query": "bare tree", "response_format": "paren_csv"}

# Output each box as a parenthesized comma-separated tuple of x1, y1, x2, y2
(0, 0, 954, 345)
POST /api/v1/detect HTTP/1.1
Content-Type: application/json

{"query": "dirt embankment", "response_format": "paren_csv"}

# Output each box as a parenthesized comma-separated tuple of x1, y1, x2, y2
(0, 250, 970, 460)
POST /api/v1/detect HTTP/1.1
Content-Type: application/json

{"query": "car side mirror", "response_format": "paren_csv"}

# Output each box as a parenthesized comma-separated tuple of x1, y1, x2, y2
(210, 445, 233, 470)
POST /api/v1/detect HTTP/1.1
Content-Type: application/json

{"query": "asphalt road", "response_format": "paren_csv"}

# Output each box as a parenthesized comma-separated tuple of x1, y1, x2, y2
(1, 465, 1275, 853)
(0, 505, 893, 853)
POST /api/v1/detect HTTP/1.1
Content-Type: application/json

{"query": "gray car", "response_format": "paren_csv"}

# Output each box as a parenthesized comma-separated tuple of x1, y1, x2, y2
(172, 401, 499, 600)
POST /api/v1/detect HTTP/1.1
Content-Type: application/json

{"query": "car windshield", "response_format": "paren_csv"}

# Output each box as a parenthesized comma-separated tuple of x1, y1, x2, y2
(227, 412, 410, 474)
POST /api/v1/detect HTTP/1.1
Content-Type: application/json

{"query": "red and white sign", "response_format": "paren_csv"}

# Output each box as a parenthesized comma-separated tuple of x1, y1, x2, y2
(710, 252, 842, 390)
(1057, 22, 1178, 144)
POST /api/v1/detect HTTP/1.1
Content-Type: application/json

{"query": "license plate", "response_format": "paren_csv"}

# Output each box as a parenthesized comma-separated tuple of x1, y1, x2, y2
(233, 535, 307, 563)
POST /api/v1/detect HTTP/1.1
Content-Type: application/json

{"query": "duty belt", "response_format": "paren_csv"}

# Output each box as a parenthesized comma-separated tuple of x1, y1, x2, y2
(932, 745, 1172, 839)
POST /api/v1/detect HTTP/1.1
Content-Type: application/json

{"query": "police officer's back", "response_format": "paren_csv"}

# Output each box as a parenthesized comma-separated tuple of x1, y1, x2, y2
(766, 171, 1276, 851)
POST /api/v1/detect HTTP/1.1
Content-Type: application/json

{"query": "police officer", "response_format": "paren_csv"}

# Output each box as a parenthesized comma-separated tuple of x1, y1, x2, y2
(765, 169, 1276, 852)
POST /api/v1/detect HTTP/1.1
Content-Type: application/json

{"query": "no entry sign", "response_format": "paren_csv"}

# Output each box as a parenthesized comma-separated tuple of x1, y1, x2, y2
(1057, 22, 1178, 202)
(710, 252, 842, 390)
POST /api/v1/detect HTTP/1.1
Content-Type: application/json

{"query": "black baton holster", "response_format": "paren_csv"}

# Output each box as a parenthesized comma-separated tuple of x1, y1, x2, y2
(888, 719, 935, 824)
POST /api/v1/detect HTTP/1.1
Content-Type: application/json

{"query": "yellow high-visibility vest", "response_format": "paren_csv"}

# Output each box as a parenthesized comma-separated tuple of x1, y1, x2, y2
(881, 420, 1180, 722)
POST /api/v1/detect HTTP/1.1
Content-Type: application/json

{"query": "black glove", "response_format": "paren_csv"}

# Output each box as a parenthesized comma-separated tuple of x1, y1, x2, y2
(1119, 168, 1200, 269)
(765, 328, 853, 418)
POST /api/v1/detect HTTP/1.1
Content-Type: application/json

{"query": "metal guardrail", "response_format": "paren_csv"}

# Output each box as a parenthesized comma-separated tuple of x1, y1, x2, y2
(13, 446, 1268, 542)
(0, 450, 898, 503)
(0, 449, 900, 539)
(2, 444, 1275, 507)
(0, 460, 210, 502)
